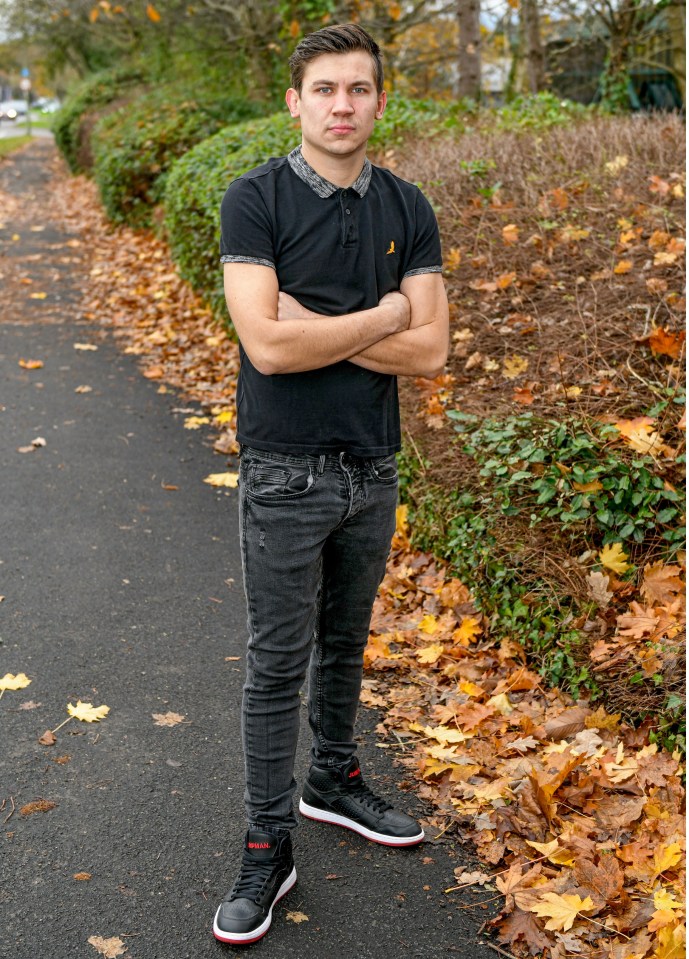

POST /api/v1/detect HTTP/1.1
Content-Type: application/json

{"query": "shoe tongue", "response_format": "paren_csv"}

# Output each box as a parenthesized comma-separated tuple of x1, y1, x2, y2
(245, 829, 278, 859)
(340, 757, 362, 785)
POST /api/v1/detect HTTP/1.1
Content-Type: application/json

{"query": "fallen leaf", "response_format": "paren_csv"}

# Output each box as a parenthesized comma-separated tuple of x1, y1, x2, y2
(74, 872, 92, 881)
(0, 672, 31, 692)
(502, 224, 519, 245)
(204, 472, 239, 488)
(599, 543, 630, 574)
(39, 729, 57, 746)
(183, 415, 210, 429)
(285, 910, 309, 924)
(586, 571, 612, 607)
(152, 711, 185, 727)
(503, 355, 529, 379)
(528, 892, 594, 932)
(17, 700, 41, 710)
(613, 260, 633, 275)
(18, 358, 43, 369)
(29, 292, 48, 299)
(20, 799, 57, 816)
(417, 643, 445, 665)
(67, 701, 110, 722)
(87, 936, 127, 958)
(73, 343, 98, 351)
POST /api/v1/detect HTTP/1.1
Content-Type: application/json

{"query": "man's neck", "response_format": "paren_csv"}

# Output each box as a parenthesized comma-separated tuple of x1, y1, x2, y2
(300, 141, 367, 189)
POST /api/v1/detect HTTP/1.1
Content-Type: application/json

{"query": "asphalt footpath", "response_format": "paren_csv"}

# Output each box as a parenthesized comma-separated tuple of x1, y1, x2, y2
(0, 141, 493, 959)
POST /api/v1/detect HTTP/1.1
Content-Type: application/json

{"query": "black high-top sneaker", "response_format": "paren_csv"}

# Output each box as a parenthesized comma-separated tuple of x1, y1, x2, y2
(299, 757, 424, 847)
(213, 828, 296, 945)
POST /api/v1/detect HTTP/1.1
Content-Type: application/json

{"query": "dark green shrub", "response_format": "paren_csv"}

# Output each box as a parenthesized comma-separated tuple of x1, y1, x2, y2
(53, 66, 145, 173)
(92, 91, 263, 227)
(163, 97, 462, 317)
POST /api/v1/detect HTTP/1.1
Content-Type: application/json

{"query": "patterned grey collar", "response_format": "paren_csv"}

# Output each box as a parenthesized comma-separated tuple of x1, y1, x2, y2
(288, 145, 371, 198)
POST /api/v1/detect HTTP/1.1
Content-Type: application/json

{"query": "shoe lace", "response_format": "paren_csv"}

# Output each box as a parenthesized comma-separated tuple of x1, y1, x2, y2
(348, 778, 393, 815)
(230, 855, 277, 901)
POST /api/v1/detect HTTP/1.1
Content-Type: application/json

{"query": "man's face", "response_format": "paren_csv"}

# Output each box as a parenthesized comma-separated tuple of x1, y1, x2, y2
(286, 51, 386, 162)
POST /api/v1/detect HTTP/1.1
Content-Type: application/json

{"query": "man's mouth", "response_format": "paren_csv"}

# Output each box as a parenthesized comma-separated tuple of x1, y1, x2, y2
(329, 125, 355, 134)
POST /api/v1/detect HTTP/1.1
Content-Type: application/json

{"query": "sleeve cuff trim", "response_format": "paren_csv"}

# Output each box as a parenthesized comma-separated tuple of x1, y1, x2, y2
(221, 255, 275, 269)
(402, 265, 443, 279)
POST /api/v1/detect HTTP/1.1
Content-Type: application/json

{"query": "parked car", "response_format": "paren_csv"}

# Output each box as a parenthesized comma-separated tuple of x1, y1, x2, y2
(0, 99, 28, 121)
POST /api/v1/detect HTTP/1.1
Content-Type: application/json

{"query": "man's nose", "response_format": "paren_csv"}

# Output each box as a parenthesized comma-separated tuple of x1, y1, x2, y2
(332, 92, 354, 113)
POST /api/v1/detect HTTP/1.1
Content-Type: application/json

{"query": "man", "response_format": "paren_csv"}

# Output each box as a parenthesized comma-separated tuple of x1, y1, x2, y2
(213, 22, 449, 946)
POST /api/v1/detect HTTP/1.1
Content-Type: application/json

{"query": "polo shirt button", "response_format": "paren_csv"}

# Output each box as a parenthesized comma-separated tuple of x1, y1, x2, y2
(345, 209, 351, 215)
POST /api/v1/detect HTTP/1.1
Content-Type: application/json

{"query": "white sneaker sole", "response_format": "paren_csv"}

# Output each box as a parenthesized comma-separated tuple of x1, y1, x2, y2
(299, 799, 424, 847)
(212, 866, 297, 945)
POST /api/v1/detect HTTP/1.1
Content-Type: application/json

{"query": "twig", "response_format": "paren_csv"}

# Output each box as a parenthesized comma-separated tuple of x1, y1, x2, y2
(3, 795, 15, 824)
(484, 943, 519, 959)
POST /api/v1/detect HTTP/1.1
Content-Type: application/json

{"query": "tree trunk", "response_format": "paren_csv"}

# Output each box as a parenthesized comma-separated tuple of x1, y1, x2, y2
(521, 0, 544, 93)
(457, 0, 481, 101)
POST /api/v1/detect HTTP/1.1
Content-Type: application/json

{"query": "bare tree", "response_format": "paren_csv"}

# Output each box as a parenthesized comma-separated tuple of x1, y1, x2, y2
(457, 0, 481, 100)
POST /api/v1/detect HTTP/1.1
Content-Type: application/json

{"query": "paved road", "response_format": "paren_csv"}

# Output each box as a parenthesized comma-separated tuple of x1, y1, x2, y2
(0, 143, 493, 959)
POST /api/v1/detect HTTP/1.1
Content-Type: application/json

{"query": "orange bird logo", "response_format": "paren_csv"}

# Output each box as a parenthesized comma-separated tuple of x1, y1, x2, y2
(386, 241, 395, 255)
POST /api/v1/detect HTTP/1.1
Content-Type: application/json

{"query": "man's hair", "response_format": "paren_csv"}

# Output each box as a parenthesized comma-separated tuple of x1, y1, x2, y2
(289, 23, 384, 95)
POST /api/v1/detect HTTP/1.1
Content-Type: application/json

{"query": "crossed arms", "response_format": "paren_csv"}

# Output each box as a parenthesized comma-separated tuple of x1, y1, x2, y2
(223, 262, 449, 379)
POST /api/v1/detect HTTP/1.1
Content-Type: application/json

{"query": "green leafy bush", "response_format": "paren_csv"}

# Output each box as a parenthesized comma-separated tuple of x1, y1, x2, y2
(396, 396, 685, 721)
(53, 66, 145, 173)
(162, 97, 462, 317)
(448, 406, 685, 555)
(492, 92, 594, 131)
(92, 90, 263, 227)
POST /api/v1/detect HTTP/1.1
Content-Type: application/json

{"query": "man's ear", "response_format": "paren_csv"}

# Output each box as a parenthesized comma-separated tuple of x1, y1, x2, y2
(375, 89, 387, 120)
(285, 88, 300, 118)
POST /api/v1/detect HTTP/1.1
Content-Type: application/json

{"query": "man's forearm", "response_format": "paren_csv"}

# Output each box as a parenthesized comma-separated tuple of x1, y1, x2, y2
(347, 323, 448, 379)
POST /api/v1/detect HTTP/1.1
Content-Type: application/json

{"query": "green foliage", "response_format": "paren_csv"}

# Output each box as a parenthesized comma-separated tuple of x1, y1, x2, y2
(396, 396, 685, 712)
(491, 92, 595, 131)
(397, 442, 591, 697)
(163, 96, 460, 317)
(92, 89, 263, 228)
(53, 66, 145, 173)
(448, 407, 685, 556)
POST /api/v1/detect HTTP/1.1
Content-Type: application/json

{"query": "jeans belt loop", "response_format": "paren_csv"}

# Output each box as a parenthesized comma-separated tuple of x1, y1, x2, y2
(317, 454, 326, 476)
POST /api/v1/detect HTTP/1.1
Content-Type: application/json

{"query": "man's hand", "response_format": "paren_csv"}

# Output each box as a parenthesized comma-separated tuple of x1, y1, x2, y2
(277, 292, 320, 322)
(378, 291, 411, 333)
(278, 290, 410, 333)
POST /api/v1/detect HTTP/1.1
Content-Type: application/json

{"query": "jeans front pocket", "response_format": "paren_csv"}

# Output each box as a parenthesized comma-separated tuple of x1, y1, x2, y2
(246, 461, 315, 503)
(368, 454, 398, 486)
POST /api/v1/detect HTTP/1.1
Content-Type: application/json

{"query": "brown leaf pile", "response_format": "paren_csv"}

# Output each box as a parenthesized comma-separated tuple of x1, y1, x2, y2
(365, 509, 685, 958)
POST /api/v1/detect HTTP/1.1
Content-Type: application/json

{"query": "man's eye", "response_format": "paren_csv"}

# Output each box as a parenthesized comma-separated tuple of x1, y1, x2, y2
(317, 86, 332, 94)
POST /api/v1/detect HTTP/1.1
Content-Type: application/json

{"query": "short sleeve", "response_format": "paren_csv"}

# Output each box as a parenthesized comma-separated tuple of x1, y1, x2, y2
(402, 189, 443, 279)
(219, 177, 275, 270)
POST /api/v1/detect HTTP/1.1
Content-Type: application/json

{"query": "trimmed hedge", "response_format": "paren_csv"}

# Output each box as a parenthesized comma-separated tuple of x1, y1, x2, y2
(163, 97, 461, 317)
(53, 66, 145, 173)
(92, 91, 264, 227)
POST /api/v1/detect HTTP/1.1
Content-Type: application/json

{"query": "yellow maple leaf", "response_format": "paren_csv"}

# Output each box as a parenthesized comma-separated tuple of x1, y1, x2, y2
(213, 411, 234, 424)
(0, 672, 32, 692)
(599, 542, 630, 573)
(487, 692, 513, 715)
(526, 838, 576, 867)
(459, 680, 484, 697)
(503, 355, 529, 379)
(496, 271, 517, 289)
(454, 617, 481, 644)
(395, 503, 409, 538)
(653, 843, 683, 880)
(417, 643, 445, 664)
(184, 416, 210, 429)
(204, 472, 239, 488)
(444, 247, 461, 271)
(67, 701, 110, 723)
(412, 723, 467, 744)
(654, 922, 686, 959)
(421, 758, 455, 780)
(417, 614, 439, 635)
(528, 892, 594, 931)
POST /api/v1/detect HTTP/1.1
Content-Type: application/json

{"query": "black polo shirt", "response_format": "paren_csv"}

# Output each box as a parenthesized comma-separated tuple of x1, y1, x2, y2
(219, 146, 442, 457)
